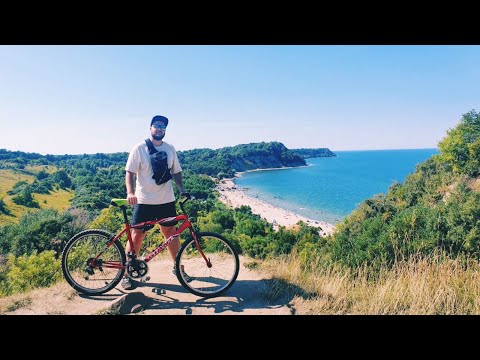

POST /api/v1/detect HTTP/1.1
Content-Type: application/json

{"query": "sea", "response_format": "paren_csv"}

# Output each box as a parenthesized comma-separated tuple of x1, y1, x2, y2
(234, 149, 439, 224)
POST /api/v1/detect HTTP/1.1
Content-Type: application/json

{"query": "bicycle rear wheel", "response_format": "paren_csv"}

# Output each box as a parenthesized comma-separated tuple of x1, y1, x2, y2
(175, 232, 239, 298)
(61, 229, 126, 295)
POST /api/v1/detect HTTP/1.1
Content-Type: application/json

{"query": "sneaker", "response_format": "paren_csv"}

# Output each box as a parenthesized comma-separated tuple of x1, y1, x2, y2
(121, 277, 135, 290)
(172, 267, 194, 283)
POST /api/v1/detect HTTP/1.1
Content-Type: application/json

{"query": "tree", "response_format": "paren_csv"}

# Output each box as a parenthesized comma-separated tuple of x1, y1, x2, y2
(438, 110, 480, 176)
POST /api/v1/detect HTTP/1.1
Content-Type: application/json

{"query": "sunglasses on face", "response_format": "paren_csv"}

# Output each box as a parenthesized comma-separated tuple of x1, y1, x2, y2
(152, 124, 167, 130)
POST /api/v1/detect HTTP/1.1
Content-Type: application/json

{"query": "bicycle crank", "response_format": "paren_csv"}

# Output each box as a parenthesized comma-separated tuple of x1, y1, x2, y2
(126, 258, 149, 279)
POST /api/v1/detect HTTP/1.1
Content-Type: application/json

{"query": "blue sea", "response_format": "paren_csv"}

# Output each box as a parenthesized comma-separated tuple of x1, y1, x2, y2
(234, 149, 438, 224)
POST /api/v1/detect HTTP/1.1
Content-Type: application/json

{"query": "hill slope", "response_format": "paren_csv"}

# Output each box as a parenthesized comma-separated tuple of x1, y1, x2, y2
(326, 110, 480, 270)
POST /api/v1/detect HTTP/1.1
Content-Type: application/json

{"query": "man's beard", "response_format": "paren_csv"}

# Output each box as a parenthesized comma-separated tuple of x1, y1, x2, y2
(152, 133, 165, 141)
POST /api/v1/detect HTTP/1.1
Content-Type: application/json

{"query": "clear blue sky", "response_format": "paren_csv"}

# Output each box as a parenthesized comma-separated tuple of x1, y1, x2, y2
(0, 45, 478, 155)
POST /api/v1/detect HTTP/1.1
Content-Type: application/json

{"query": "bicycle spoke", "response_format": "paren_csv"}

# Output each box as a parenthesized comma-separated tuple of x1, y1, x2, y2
(62, 230, 125, 295)
(177, 233, 239, 297)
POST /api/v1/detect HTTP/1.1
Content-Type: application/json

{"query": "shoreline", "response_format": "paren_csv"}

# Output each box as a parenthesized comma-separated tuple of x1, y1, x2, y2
(235, 163, 312, 177)
(215, 177, 336, 237)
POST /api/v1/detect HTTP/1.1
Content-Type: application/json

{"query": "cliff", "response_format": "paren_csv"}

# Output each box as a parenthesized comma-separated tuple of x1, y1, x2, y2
(178, 141, 306, 177)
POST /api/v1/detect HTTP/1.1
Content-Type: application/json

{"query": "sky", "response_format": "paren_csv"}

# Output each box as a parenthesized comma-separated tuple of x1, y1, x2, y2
(0, 45, 478, 155)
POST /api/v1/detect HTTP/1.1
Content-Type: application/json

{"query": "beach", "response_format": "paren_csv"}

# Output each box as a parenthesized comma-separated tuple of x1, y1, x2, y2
(216, 178, 336, 237)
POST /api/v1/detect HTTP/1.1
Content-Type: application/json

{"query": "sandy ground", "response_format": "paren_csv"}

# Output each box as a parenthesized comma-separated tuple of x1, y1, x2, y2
(0, 255, 292, 315)
(216, 178, 336, 236)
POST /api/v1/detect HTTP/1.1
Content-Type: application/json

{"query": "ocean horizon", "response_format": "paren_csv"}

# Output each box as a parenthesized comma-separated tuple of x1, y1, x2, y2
(234, 148, 439, 224)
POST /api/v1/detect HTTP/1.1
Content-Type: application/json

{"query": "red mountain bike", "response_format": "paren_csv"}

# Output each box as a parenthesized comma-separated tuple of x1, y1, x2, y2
(61, 195, 240, 298)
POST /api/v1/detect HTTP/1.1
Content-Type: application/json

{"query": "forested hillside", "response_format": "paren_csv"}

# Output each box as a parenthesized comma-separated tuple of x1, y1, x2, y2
(292, 148, 336, 158)
(321, 110, 480, 270)
(178, 141, 308, 177)
(0, 141, 308, 217)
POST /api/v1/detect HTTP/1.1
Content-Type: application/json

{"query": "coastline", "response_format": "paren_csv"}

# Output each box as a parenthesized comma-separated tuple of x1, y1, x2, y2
(235, 163, 312, 177)
(216, 176, 336, 237)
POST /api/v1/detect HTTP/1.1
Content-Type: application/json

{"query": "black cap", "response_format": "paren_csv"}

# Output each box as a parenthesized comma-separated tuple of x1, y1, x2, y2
(151, 115, 169, 127)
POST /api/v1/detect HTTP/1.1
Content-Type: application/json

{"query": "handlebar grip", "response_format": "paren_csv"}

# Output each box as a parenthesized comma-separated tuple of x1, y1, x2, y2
(180, 192, 191, 200)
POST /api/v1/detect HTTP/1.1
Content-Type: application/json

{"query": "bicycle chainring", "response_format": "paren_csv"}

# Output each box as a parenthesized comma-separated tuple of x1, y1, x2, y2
(126, 259, 149, 279)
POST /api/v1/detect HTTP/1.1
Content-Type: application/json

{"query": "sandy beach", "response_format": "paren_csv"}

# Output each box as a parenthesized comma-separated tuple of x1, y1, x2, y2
(216, 178, 336, 237)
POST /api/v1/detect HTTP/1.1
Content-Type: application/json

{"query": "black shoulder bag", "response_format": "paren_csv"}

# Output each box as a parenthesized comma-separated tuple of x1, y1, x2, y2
(145, 139, 173, 185)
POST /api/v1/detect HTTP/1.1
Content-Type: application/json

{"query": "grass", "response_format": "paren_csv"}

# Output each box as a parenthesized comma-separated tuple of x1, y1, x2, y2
(24, 165, 55, 174)
(260, 251, 480, 314)
(244, 260, 260, 270)
(95, 308, 121, 315)
(0, 169, 34, 197)
(3, 297, 32, 313)
(0, 168, 72, 225)
(34, 188, 74, 211)
(0, 169, 35, 224)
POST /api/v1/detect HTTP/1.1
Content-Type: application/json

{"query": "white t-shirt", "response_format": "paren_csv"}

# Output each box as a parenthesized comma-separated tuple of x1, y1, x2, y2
(125, 140, 182, 204)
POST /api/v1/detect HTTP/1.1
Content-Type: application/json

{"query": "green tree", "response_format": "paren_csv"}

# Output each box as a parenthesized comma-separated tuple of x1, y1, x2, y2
(438, 110, 480, 176)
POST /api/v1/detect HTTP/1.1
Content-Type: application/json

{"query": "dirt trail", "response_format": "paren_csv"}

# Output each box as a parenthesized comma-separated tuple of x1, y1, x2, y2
(0, 256, 293, 315)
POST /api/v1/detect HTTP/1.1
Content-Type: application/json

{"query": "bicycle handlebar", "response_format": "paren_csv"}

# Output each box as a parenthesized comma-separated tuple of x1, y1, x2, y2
(179, 192, 194, 214)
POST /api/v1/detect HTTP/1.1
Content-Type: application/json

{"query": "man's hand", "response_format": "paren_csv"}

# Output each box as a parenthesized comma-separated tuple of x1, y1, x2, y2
(127, 193, 138, 205)
(180, 192, 191, 200)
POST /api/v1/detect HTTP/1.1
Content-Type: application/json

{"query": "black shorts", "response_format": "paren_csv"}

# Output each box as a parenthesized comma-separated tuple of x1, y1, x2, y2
(131, 202, 178, 228)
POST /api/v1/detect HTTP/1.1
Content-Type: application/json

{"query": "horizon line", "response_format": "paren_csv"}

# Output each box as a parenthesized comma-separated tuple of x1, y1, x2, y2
(0, 145, 439, 157)
(332, 147, 439, 152)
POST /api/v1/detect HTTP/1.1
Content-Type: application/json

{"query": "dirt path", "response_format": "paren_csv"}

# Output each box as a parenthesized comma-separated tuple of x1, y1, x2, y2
(0, 256, 293, 315)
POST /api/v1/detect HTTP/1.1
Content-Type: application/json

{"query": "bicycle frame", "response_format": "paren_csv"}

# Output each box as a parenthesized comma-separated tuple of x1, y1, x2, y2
(91, 203, 211, 270)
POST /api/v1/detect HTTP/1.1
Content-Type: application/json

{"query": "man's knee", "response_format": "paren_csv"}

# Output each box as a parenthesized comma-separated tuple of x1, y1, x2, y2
(161, 226, 176, 235)
(132, 228, 146, 239)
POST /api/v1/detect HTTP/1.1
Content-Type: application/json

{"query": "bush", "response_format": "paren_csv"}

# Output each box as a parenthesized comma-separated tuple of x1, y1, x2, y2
(5, 251, 62, 295)
(0, 198, 11, 215)
(12, 189, 39, 208)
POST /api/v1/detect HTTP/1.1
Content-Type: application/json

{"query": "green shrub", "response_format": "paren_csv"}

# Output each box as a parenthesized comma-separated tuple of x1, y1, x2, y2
(5, 251, 62, 295)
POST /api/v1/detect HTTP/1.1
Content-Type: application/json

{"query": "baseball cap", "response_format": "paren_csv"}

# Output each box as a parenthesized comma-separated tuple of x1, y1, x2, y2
(151, 115, 169, 127)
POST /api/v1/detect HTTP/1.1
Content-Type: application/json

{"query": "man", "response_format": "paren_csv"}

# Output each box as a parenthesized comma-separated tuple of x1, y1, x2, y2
(122, 115, 190, 290)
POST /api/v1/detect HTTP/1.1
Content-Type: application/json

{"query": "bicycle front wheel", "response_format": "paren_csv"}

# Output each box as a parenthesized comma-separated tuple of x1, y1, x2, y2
(61, 229, 126, 295)
(175, 232, 239, 298)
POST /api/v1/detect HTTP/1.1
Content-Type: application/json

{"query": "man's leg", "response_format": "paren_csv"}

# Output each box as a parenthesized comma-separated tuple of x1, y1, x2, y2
(161, 225, 193, 282)
(122, 228, 146, 290)
(125, 228, 146, 257)
(160, 225, 179, 261)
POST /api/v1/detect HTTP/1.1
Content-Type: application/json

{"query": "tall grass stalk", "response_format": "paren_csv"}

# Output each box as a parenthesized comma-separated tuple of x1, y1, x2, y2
(261, 250, 480, 314)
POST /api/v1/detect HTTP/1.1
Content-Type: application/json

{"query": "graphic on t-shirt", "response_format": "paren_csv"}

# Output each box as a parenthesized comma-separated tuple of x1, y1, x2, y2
(150, 151, 172, 185)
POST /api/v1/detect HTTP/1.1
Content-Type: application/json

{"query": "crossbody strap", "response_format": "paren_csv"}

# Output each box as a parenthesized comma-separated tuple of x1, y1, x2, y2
(145, 138, 158, 154)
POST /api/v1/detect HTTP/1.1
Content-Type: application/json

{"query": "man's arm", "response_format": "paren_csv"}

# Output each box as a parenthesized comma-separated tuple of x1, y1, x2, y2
(172, 171, 186, 194)
(126, 171, 137, 205)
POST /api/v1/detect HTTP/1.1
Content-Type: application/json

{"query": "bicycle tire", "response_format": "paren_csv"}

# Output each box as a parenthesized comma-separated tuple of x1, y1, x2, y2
(61, 229, 126, 295)
(175, 232, 239, 298)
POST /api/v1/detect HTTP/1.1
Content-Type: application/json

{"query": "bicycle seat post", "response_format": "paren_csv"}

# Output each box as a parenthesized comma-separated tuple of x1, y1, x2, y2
(120, 205, 129, 225)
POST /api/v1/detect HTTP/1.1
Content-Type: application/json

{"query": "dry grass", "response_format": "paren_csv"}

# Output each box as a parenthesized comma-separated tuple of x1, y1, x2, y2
(4, 297, 32, 312)
(0, 169, 34, 197)
(0, 168, 72, 224)
(468, 177, 480, 192)
(0, 169, 35, 224)
(24, 165, 55, 174)
(34, 189, 74, 211)
(260, 252, 480, 314)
